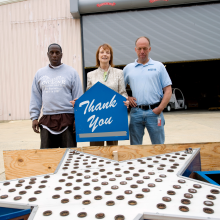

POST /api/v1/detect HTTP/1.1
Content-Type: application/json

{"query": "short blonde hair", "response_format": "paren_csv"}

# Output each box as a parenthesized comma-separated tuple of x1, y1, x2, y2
(96, 44, 114, 67)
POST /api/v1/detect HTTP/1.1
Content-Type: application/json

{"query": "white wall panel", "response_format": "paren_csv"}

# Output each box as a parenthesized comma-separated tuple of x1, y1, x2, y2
(0, 0, 83, 121)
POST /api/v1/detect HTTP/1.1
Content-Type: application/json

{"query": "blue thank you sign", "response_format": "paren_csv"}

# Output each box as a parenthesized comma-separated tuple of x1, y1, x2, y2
(75, 82, 129, 142)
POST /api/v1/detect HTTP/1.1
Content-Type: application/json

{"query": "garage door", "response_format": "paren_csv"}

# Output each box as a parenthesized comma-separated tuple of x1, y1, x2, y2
(82, 2, 220, 67)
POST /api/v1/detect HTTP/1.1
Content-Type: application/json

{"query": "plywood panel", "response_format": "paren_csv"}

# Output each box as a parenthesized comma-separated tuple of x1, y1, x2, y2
(3, 148, 66, 180)
(78, 142, 220, 171)
(77, 146, 118, 160)
(3, 142, 220, 180)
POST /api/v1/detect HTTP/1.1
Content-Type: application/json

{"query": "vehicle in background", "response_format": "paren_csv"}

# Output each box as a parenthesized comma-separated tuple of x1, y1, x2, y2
(166, 88, 187, 112)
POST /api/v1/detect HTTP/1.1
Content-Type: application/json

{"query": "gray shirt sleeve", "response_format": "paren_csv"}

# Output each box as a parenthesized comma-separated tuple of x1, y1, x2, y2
(29, 73, 42, 121)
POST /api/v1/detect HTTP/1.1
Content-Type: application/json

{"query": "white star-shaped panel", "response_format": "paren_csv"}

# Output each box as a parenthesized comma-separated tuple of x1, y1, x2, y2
(0, 148, 220, 220)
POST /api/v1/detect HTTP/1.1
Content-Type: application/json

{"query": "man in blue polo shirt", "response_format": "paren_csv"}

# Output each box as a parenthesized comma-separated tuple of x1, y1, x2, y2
(123, 36, 172, 145)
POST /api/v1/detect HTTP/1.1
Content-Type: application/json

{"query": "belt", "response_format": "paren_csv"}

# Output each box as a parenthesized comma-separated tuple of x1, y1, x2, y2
(135, 102, 160, 110)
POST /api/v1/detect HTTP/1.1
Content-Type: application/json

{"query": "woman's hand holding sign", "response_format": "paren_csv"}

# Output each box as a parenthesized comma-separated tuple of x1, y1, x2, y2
(123, 98, 129, 108)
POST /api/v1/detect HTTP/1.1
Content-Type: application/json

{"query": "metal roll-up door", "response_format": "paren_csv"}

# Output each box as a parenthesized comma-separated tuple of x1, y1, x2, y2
(82, 2, 220, 67)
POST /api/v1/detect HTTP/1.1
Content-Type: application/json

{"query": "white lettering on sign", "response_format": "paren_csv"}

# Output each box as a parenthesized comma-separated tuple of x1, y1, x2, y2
(87, 115, 113, 132)
(79, 95, 117, 132)
(79, 95, 117, 115)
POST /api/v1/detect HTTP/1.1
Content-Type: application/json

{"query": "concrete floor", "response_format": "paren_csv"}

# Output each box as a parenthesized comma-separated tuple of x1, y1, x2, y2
(1, 110, 220, 181)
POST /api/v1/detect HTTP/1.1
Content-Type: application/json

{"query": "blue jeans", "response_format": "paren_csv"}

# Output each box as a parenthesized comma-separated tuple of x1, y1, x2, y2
(129, 107, 165, 145)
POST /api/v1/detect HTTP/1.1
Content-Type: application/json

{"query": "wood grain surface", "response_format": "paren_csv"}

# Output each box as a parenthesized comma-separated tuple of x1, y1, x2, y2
(79, 142, 220, 171)
(3, 148, 66, 180)
(3, 142, 220, 180)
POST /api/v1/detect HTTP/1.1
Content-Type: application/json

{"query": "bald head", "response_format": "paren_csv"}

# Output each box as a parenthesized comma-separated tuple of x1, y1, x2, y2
(135, 36, 151, 47)
(135, 36, 151, 65)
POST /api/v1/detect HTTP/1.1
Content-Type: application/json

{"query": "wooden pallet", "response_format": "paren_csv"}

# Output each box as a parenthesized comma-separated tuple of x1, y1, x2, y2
(3, 142, 220, 180)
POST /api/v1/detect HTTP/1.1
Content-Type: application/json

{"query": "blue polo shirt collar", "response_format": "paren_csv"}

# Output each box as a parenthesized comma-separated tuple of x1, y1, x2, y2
(135, 58, 154, 67)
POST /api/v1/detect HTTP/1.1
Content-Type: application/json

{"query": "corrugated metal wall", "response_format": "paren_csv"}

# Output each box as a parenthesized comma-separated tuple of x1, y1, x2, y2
(0, 0, 82, 121)
(82, 2, 220, 67)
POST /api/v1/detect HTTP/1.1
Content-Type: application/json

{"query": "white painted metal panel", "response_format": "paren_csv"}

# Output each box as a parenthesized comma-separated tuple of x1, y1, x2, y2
(0, 0, 83, 121)
(0, 149, 220, 219)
